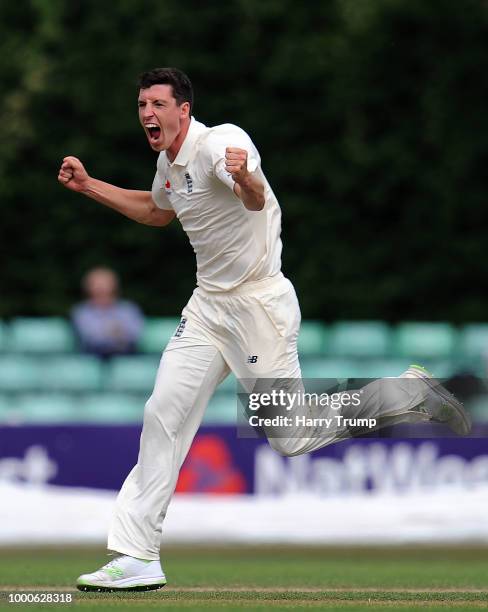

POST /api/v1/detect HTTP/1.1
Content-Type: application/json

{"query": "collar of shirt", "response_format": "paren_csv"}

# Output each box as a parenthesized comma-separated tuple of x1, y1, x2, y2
(166, 116, 207, 167)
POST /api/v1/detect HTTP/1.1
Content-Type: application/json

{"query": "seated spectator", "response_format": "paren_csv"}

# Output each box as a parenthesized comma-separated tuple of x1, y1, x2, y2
(71, 267, 144, 358)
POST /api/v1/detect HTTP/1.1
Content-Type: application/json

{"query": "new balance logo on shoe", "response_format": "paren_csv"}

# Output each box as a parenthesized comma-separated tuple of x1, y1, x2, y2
(105, 567, 124, 579)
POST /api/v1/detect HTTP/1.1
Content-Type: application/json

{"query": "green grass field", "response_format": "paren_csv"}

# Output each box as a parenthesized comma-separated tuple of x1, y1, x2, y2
(0, 545, 487, 610)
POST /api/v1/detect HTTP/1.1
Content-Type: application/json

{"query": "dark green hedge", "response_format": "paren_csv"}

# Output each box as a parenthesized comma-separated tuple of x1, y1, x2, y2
(1, 0, 488, 321)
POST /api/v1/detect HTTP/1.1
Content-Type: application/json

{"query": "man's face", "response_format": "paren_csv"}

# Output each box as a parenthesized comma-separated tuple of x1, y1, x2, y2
(138, 84, 189, 152)
(85, 270, 117, 307)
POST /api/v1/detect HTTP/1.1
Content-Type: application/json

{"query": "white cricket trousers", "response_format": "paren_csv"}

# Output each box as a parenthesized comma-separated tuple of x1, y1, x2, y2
(108, 274, 425, 559)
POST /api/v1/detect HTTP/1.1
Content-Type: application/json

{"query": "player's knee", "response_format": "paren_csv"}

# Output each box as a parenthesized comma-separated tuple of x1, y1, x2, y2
(143, 394, 178, 436)
(143, 396, 161, 426)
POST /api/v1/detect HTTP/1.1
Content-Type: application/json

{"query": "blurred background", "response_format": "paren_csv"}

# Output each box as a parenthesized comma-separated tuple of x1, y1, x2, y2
(2, 0, 488, 547)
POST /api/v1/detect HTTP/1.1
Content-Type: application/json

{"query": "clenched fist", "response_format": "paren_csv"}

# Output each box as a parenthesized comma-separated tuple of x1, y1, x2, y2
(225, 147, 249, 185)
(58, 156, 90, 192)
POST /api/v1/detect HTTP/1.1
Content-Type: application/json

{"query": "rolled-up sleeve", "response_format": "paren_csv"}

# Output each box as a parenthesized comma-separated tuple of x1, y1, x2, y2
(206, 124, 261, 191)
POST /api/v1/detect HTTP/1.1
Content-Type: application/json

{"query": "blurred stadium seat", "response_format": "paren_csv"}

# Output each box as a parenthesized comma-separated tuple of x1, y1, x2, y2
(297, 320, 328, 356)
(216, 372, 237, 393)
(7, 317, 75, 353)
(301, 358, 364, 380)
(15, 393, 78, 423)
(77, 393, 143, 423)
(355, 359, 410, 378)
(204, 393, 236, 424)
(420, 360, 460, 379)
(300, 358, 365, 393)
(138, 317, 181, 353)
(356, 359, 456, 379)
(327, 321, 390, 358)
(106, 355, 159, 393)
(39, 355, 103, 392)
(466, 394, 488, 422)
(0, 394, 10, 413)
(460, 324, 488, 359)
(0, 356, 41, 391)
(300, 358, 414, 379)
(0, 394, 19, 423)
(392, 322, 457, 360)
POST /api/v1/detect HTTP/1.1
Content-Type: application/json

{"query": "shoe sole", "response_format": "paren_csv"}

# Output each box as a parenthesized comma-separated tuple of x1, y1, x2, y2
(411, 372, 471, 436)
(77, 580, 166, 593)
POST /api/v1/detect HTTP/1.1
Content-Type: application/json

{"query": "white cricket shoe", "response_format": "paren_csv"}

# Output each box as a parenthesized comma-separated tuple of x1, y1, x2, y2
(76, 554, 167, 592)
(402, 364, 471, 435)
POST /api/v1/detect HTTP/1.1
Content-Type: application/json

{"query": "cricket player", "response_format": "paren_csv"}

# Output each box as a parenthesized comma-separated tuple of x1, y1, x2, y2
(58, 68, 470, 592)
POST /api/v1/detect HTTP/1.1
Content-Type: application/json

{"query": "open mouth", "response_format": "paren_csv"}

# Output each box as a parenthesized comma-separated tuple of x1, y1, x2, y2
(145, 123, 161, 142)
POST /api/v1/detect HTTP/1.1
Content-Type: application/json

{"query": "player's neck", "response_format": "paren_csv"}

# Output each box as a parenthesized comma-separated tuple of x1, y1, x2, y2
(166, 118, 191, 162)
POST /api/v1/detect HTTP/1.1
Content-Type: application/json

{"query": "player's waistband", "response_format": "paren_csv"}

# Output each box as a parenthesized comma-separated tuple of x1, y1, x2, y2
(196, 272, 285, 298)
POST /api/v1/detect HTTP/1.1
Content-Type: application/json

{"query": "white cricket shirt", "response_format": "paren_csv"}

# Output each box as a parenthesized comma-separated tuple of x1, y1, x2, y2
(151, 117, 283, 292)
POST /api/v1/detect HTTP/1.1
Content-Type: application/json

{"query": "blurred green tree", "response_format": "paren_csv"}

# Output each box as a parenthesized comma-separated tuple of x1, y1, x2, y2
(1, 0, 487, 322)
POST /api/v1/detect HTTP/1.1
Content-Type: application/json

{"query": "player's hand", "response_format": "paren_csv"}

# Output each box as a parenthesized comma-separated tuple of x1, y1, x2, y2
(225, 147, 249, 185)
(58, 156, 90, 192)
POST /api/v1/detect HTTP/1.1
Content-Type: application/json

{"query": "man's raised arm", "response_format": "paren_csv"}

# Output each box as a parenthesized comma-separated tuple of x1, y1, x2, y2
(58, 156, 175, 227)
(225, 147, 265, 212)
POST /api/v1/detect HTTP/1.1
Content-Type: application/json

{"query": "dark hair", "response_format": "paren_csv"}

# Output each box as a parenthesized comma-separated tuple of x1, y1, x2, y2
(138, 67, 193, 112)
